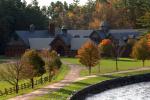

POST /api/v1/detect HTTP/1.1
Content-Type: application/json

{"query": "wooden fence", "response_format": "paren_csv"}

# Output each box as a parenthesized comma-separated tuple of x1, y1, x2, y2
(0, 75, 50, 96)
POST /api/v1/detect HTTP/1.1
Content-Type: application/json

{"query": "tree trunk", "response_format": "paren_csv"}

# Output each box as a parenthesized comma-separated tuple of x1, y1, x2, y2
(41, 76, 43, 84)
(142, 60, 145, 67)
(116, 57, 118, 71)
(49, 73, 52, 82)
(89, 66, 91, 75)
(15, 79, 19, 94)
(30, 78, 34, 89)
(98, 62, 100, 73)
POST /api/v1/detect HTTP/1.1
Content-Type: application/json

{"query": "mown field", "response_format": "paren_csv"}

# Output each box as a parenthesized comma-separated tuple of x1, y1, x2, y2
(62, 57, 150, 76)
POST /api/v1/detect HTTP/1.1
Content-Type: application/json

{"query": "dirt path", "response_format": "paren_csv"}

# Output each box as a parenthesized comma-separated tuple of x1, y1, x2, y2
(9, 63, 150, 100)
(9, 62, 83, 100)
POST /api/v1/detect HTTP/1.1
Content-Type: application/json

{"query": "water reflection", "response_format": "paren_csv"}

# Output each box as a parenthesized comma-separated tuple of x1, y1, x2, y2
(86, 82, 150, 100)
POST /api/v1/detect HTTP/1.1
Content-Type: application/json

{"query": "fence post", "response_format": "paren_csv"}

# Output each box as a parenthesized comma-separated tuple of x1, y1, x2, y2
(40, 76, 43, 84)
(24, 83, 26, 89)
(35, 80, 38, 85)
(9, 88, 13, 94)
(4, 88, 8, 95)
(0, 90, 3, 96)
(27, 83, 30, 88)
(13, 87, 16, 93)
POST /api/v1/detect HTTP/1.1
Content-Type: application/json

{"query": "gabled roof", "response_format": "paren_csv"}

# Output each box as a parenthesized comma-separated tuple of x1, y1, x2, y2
(68, 30, 93, 38)
(109, 29, 140, 40)
(92, 30, 107, 39)
(16, 30, 50, 46)
(56, 33, 72, 46)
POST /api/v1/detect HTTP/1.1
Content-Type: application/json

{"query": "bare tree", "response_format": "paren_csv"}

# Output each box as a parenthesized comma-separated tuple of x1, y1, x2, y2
(0, 60, 23, 93)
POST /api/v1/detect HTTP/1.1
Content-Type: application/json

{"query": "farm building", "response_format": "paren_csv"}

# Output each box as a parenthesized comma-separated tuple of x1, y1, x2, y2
(6, 21, 144, 57)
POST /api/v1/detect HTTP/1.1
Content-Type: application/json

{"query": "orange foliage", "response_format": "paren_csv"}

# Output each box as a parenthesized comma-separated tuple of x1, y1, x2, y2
(77, 40, 100, 75)
(147, 34, 150, 49)
(100, 39, 112, 46)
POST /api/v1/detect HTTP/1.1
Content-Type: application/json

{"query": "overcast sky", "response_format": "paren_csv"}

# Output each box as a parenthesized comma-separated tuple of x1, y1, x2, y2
(25, 0, 88, 7)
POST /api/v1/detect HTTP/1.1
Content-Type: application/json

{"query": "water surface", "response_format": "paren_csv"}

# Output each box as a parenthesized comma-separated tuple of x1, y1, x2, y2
(86, 82, 150, 100)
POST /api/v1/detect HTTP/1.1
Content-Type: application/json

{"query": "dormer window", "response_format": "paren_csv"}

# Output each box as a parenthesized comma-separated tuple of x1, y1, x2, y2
(74, 35, 80, 38)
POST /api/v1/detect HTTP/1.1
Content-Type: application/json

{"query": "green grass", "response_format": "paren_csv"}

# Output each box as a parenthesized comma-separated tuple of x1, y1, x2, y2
(61, 57, 81, 64)
(0, 64, 69, 100)
(62, 57, 150, 76)
(34, 70, 150, 100)
(80, 58, 150, 76)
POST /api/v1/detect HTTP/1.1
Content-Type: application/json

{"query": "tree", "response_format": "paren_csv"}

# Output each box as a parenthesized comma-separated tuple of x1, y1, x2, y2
(99, 39, 113, 57)
(131, 37, 150, 67)
(117, 0, 150, 28)
(43, 50, 62, 81)
(0, 60, 23, 93)
(21, 50, 45, 88)
(77, 41, 100, 75)
(138, 12, 150, 30)
(0, 0, 48, 53)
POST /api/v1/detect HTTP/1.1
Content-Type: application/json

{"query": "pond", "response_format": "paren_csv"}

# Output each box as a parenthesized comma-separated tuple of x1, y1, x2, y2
(86, 82, 150, 100)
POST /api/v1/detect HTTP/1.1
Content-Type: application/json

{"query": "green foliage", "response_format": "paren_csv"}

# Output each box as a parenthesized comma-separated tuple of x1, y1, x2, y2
(138, 12, 150, 29)
(22, 50, 45, 78)
(0, 0, 48, 53)
(99, 43, 113, 57)
(45, 50, 62, 75)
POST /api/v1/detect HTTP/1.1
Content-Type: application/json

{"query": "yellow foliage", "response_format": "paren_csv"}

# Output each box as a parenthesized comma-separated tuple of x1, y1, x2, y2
(77, 40, 100, 75)
(131, 37, 150, 66)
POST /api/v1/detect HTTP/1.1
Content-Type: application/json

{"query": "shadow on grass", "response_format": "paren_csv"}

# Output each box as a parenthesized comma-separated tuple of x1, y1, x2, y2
(118, 59, 137, 62)
(100, 75, 120, 79)
(73, 82, 91, 86)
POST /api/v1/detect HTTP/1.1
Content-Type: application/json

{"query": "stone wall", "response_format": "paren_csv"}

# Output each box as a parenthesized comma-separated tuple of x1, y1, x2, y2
(69, 73, 150, 100)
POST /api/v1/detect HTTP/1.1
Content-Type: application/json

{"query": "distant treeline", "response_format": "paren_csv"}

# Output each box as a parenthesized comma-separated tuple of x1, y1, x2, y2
(0, 0, 150, 53)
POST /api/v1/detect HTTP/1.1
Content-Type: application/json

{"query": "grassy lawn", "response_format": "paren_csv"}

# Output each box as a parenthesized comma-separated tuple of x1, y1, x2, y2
(62, 57, 150, 76)
(34, 70, 150, 100)
(0, 64, 70, 100)
(61, 57, 81, 64)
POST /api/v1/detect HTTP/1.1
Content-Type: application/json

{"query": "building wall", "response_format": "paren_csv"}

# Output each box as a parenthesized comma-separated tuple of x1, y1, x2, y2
(29, 38, 54, 50)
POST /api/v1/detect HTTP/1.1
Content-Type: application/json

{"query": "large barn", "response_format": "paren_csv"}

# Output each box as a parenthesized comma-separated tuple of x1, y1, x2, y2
(6, 21, 144, 57)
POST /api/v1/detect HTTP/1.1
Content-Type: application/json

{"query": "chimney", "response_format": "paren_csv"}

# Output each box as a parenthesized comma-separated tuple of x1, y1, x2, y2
(29, 24, 35, 32)
(100, 21, 109, 33)
(48, 22, 55, 36)
(61, 25, 67, 35)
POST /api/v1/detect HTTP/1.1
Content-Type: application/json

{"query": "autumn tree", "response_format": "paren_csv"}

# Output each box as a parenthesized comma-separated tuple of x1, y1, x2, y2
(99, 39, 120, 71)
(0, 60, 23, 93)
(41, 49, 62, 69)
(42, 50, 62, 81)
(77, 41, 100, 75)
(21, 50, 45, 88)
(99, 39, 113, 57)
(131, 37, 150, 67)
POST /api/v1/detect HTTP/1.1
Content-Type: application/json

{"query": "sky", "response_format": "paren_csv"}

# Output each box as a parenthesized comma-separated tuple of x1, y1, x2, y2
(25, 0, 88, 7)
